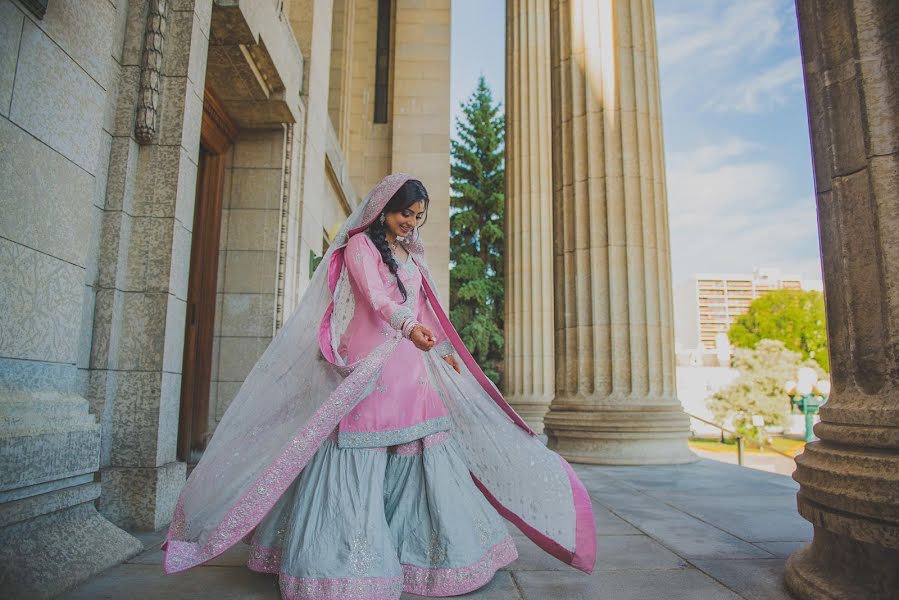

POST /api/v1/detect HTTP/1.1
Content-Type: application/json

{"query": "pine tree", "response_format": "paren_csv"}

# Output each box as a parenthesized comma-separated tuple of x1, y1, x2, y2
(449, 75, 505, 386)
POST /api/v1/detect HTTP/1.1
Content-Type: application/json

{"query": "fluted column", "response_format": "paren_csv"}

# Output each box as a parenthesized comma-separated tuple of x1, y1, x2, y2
(504, 0, 555, 433)
(785, 2, 899, 598)
(542, 0, 693, 464)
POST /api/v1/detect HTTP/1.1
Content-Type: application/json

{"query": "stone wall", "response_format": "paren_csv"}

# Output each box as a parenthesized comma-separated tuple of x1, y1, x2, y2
(211, 131, 284, 435)
(0, 0, 146, 596)
(389, 0, 452, 301)
(347, 0, 392, 192)
(0, 0, 453, 595)
(90, 0, 211, 532)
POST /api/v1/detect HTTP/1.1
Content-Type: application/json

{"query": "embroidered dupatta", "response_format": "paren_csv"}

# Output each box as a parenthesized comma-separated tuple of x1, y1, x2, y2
(163, 173, 596, 575)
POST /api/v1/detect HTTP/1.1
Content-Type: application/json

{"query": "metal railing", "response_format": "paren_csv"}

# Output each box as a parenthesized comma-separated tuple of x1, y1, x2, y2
(687, 413, 745, 465)
(687, 413, 798, 466)
(687, 413, 796, 466)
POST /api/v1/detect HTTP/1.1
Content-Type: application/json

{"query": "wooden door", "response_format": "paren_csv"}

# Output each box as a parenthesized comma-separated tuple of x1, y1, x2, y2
(177, 89, 236, 463)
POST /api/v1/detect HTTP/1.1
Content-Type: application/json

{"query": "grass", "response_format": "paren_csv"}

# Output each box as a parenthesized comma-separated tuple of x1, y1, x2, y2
(688, 436, 806, 457)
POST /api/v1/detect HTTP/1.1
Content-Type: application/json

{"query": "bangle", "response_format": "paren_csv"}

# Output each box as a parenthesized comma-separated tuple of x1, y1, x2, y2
(402, 319, 420, 339)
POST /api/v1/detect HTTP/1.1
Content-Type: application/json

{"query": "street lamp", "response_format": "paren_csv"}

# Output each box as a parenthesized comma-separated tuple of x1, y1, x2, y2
(784, 367, 830, 443)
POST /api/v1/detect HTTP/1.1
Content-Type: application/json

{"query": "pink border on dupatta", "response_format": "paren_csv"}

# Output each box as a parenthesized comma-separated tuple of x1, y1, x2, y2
(472, 458, 596, 574)
(418, 276, 597, 574)
(162, 335, 401, 574)
(418, 275, 537, 436)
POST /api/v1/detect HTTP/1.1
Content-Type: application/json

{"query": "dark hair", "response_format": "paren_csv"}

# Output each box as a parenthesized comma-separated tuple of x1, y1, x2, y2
(365, 179, 430, 303)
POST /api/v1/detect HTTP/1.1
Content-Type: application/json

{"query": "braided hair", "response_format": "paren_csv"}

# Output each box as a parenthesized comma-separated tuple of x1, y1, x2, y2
(365, 179, 430, 303)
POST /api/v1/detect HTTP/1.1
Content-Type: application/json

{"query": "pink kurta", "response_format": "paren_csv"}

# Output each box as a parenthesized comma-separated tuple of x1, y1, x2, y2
(335, 232, 454, 448)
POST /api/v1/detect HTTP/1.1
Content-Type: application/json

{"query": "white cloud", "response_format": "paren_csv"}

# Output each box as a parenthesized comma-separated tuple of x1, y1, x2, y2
(656, 0, 802, 114)
(657, 0, 785, 70)
(703, 57, 805, 113)
(666, 140, 822, 282)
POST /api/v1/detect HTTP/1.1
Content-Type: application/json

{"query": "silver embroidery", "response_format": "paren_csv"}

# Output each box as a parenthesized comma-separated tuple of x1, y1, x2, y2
(402, 536, 518, 596)
(349, 531, 376, 575)
(390, 306, 414, 329)
(428, 530, 446, 565)
(433, 339, 455, 358)
(281, 574, 404, 600)
(337, 416, 452, 449)
(475, 517, 493, 548)
(163, 336, 402, 573)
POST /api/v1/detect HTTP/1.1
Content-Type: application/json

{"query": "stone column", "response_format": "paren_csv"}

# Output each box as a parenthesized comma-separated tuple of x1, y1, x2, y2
(785, 2, 899, 598)
(504, 0, 555, 433)
(390, 0, 452, 301)
(542, 0, 693, 464)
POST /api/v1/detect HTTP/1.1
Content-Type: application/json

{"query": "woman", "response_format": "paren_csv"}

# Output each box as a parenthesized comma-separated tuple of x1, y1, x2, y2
(163, 173, 596, 599)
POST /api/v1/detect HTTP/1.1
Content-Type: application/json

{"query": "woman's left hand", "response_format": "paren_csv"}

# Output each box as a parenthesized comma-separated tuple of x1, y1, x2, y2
(409, 324, 437, 351)
(442, 354, 461, 374)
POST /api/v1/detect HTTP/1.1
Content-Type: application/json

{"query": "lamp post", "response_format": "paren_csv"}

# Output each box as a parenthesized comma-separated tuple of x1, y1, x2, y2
(784, 367, 830, 443)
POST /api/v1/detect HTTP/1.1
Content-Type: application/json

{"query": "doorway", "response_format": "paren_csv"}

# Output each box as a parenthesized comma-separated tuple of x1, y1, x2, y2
(177, 88, 237, 464)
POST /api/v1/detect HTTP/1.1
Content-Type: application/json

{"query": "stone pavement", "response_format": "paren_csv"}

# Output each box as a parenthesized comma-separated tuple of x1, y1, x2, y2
(59, 459, 809, 599)
(690, 447, 798, 477)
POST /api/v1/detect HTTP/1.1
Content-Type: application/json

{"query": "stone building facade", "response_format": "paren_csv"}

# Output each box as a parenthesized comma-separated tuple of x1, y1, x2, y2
(0, 0, 449, 596)
(1, 0, 896, 598)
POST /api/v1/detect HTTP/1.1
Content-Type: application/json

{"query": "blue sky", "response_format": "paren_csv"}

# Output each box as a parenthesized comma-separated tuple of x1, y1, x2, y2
(450, 0, 823, 285)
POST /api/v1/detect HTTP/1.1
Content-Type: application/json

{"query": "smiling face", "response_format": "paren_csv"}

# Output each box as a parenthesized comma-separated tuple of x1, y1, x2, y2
(384, 200, 426, 240)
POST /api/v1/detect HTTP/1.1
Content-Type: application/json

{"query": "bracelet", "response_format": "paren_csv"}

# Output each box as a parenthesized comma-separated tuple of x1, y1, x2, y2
(402, 319, 420, 339)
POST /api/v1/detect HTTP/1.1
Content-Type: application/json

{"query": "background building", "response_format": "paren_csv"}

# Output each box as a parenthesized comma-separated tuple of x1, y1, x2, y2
(675, 267, 823, 361)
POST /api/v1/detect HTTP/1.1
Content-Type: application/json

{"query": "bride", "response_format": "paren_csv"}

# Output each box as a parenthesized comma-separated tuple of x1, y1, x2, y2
(162, 173, 596, 599)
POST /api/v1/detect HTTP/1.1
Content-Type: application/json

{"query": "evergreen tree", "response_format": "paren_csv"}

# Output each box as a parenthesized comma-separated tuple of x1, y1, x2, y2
(449, 76, 505, 385)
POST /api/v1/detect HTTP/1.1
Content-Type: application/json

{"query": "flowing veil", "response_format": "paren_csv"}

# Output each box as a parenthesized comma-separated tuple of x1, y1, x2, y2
(163, 173, 596, 575)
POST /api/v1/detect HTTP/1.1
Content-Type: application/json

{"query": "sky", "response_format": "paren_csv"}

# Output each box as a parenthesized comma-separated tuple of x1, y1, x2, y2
(449, 0, 823, 286)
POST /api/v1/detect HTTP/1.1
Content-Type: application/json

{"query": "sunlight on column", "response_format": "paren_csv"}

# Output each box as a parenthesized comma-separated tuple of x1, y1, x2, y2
(572, 0, 618, 117)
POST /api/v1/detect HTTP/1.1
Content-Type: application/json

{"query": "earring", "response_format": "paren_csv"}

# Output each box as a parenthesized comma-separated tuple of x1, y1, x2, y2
(379, 213, 386, 225)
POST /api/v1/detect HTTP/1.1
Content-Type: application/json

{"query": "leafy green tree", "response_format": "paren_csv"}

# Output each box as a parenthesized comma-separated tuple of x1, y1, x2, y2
(709, 339, 825, 439)
(449, 75, 505, 385)
(728, 289, 829, 372)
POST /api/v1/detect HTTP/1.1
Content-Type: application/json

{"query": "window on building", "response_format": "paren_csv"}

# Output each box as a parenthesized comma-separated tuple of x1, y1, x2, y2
(374, 0, 391, 123)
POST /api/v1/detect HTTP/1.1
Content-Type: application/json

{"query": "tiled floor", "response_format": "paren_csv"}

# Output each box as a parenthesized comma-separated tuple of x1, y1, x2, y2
(60, 459, 809, 599)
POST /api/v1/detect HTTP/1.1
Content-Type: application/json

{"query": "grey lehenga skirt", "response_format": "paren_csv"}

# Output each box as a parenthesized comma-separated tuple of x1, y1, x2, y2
(245, 428, 518, 600)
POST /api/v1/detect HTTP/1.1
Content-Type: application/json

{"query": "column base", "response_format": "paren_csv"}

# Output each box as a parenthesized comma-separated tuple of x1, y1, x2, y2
(505, 394, 552, 435)
(99, 462, 186, 531)
(785, 528, 899, 600)
(543, 401, 696, 465)
(0, 501, 143, 599)
(785, 440, 899, 599)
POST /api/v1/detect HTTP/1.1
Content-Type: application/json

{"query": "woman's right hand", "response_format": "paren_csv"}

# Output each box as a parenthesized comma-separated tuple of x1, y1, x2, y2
(409, 324, 437, 351)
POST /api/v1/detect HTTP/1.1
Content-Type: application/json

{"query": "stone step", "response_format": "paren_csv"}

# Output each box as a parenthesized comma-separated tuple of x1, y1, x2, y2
(0, 424, 101, 492)
(0, 392, 98, 432)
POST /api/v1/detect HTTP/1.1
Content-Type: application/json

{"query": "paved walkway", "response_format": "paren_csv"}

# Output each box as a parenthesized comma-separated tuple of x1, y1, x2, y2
(60, 459, 809, 599)
(690, 447, 798, 476)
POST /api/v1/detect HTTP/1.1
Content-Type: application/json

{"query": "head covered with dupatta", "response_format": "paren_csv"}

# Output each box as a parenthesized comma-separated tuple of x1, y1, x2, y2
(163, 173, 596, 575)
